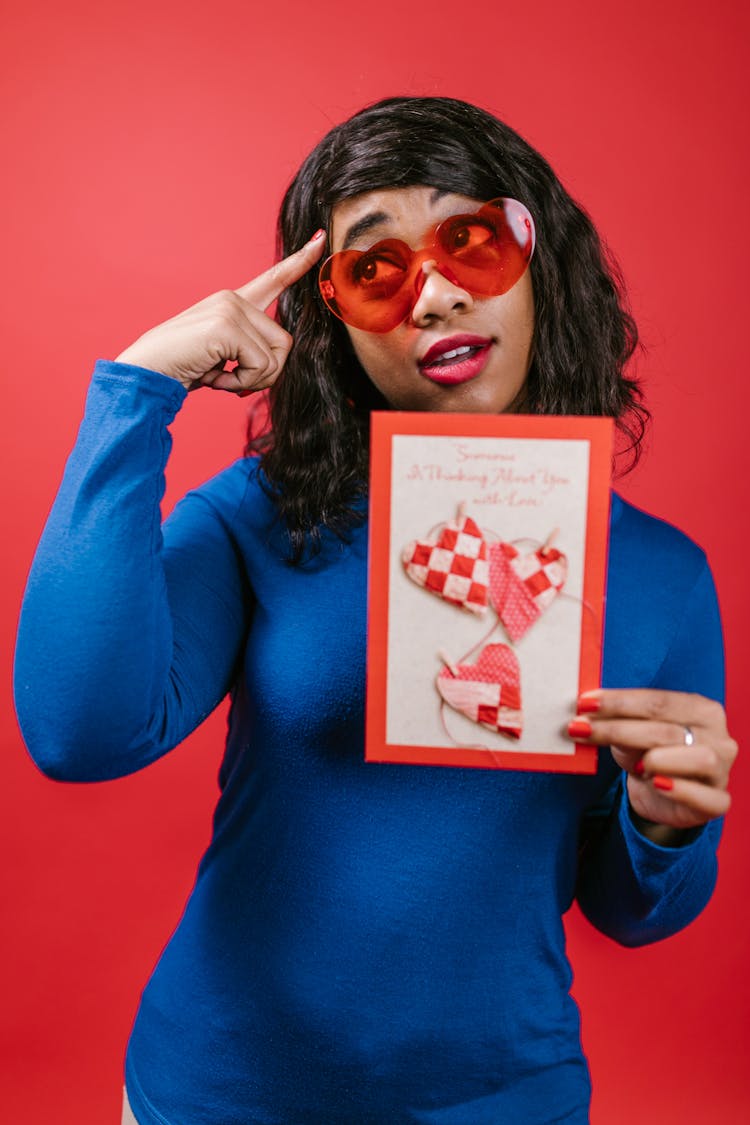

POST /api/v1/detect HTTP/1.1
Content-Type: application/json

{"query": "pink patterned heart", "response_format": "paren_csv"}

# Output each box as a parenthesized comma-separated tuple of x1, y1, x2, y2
(489, 540, 568, 642)
(402, 512, 489, 616)
(436, 644, 522, 739)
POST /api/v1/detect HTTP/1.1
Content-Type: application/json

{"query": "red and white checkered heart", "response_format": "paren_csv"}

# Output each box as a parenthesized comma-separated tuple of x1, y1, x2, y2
(488, 541, 568, 642)
(402, 513, 489, 616)
(437, 644, 523, 739)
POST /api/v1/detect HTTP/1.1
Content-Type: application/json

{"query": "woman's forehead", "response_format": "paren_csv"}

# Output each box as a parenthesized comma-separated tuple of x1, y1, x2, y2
(330, 186, 484, 253)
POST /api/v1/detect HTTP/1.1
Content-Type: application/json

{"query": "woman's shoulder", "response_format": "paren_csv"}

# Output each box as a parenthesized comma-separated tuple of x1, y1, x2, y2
(610, 492, 708, 577)
(193, 453, 261, 494)
(170, 455, 276, 532)
(605, 494, 723, 695)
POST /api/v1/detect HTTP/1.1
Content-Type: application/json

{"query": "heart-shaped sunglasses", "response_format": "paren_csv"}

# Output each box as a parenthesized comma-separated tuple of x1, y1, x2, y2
(318, 197, 535, 334)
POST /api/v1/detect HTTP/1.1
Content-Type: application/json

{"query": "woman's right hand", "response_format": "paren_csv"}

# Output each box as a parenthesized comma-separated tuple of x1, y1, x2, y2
(114, 230, 327, 394)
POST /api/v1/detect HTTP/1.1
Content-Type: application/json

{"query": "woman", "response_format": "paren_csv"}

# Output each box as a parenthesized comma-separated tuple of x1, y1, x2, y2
(14, 97, 736, 1125)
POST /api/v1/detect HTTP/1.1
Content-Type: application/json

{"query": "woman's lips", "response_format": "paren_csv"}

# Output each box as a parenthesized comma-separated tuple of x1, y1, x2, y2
(418, 335, 493, 385)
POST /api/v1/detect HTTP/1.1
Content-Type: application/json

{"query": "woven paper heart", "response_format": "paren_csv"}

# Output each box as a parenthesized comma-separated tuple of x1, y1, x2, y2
(489, 540, 568, 642)
(402, 512, 489, 616)
(437, 644, 522, 739)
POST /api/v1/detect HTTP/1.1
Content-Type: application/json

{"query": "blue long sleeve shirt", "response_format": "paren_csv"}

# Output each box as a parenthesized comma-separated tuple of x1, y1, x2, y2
(14, 362, 725, 1125)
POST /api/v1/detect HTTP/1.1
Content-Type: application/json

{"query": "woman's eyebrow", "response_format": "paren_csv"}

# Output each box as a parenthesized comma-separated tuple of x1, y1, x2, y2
(340, 191, 454, 250)
(341, 211, 391, 251)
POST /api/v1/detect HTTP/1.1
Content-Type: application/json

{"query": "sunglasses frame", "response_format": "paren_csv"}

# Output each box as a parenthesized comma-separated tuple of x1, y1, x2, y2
(318, 197, 535, 334)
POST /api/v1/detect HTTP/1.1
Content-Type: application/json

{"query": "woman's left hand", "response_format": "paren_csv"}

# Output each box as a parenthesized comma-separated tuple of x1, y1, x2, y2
(569, 690, 738, 832)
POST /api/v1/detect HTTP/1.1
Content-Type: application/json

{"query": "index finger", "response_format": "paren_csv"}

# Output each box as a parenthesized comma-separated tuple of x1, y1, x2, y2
(235, 229, 327, 309)
(578, 688, 724, 729)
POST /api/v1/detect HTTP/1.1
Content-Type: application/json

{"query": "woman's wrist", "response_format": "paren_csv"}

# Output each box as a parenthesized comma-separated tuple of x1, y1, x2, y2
(627, 801, 697, 848)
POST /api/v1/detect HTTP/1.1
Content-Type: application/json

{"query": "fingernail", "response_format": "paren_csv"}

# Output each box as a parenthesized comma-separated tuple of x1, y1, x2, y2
(652, 775, 674, 791)
(577, 696, 601, 714)
(634, 759, 645, 776)
(567, 719, 592, 739)
(310, 228, 326, 241)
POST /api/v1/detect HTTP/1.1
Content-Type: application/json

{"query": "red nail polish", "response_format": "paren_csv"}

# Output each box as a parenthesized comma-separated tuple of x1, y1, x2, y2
(634, 759, 645, 776)
(311, 228, 326, 241)
(577, 696, 601, 714)
(652, 775, 674, 792)
(568, 719, 592, 739)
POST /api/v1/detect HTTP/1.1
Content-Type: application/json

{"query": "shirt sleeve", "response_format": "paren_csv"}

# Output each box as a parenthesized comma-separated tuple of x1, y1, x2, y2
(14, 361, 252, 782)
(575, 556, 725, 947)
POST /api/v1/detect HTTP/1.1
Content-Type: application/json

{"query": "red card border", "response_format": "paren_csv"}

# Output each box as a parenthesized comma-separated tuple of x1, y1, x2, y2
(366, 412, 613, 774)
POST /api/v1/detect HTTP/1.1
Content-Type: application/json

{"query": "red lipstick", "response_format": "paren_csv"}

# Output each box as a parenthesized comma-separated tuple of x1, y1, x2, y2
(418, 334, 493, 386)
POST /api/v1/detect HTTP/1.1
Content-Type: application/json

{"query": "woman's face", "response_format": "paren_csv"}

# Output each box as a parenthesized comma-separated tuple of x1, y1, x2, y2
(329, 185, 535, 413)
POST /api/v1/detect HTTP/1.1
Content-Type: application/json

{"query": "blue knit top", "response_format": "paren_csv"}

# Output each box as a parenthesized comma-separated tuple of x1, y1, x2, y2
(14, 362, 725, 1125)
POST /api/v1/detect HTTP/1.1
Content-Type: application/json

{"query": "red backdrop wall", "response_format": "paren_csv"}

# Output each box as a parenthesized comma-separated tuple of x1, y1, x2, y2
(3, 1, 748, 1121)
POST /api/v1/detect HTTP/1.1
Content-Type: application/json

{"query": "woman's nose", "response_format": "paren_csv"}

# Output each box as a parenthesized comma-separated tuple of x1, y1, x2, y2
(410, 260, 474, 327)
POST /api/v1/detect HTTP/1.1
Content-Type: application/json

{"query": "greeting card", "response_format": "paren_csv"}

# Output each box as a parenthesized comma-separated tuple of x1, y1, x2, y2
(366, 412, 613, 773)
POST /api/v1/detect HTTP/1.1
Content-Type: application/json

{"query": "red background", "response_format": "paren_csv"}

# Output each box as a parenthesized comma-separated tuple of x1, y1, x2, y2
(2, 1, 748, 1121)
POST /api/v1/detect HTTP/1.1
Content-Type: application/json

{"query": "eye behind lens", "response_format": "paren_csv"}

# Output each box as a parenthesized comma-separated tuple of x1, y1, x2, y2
(439, 217, 495, 259)
(350, 243, 410, 295)
(433, 198, 535, 297)
(318, 246, 410, 333)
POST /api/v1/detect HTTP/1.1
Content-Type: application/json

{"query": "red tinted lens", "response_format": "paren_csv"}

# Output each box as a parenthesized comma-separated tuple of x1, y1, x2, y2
(318, 238, 415, 333)
(435, 199, 535, 297)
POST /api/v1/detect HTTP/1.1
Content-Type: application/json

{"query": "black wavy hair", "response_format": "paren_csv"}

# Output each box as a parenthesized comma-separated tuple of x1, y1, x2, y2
(249, 96, 646, 562)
